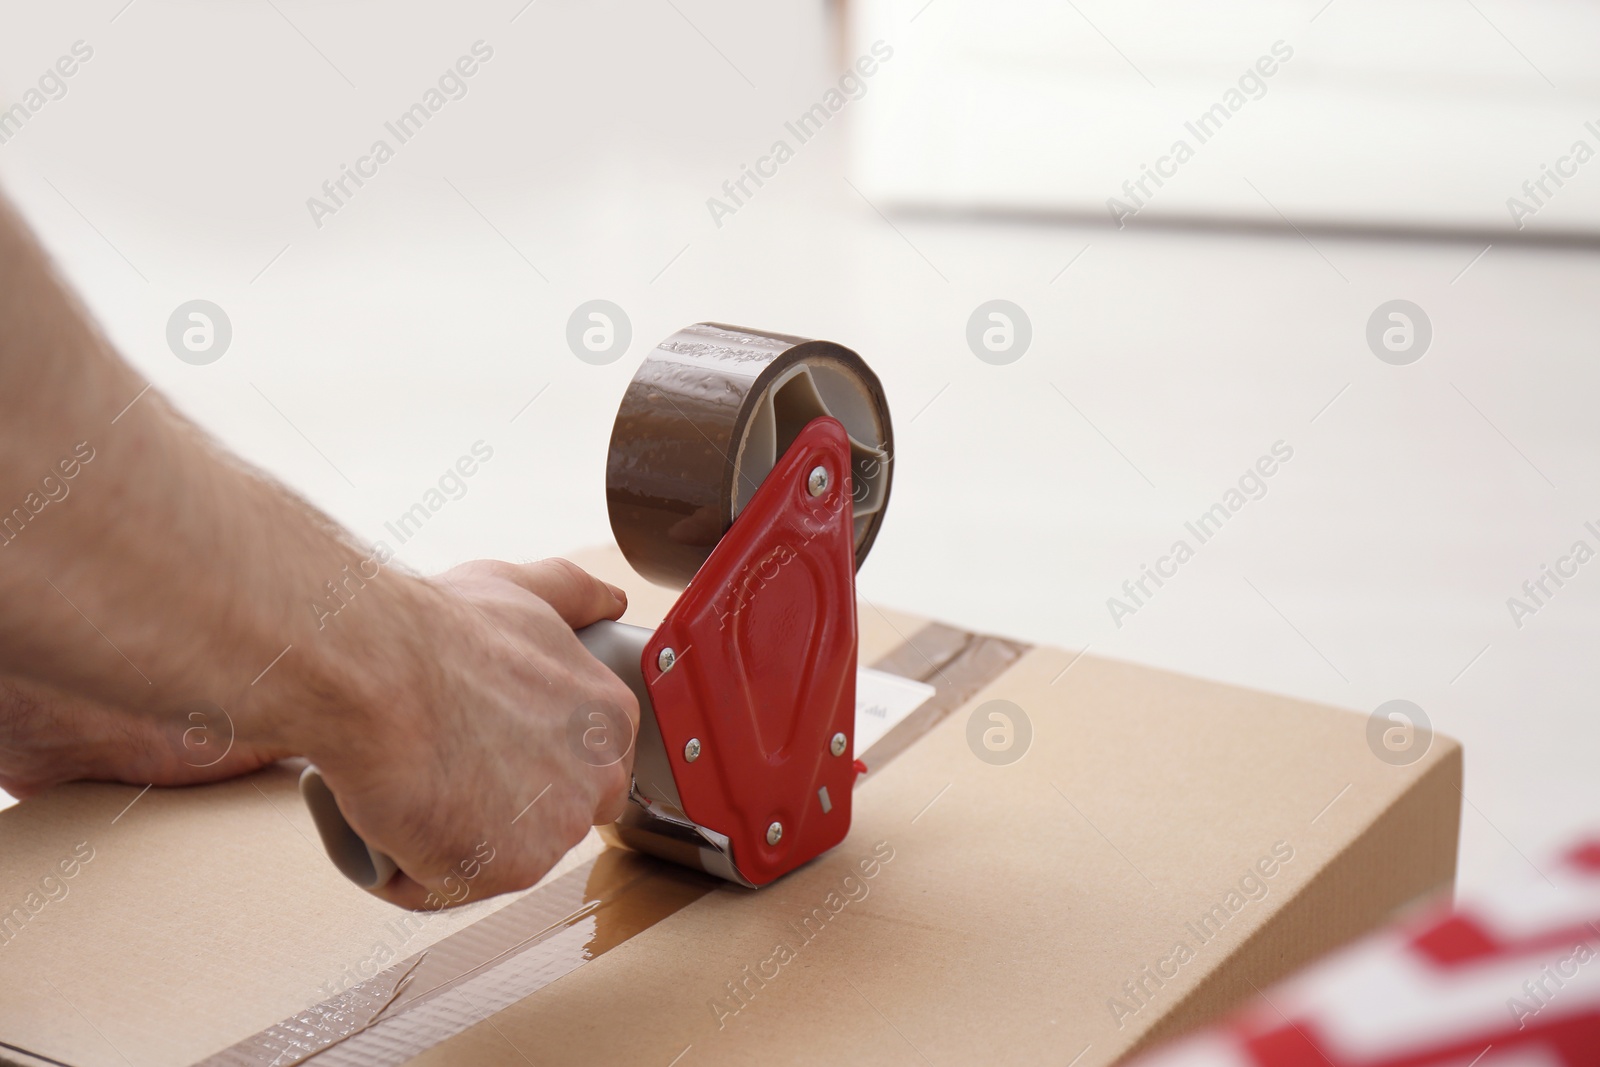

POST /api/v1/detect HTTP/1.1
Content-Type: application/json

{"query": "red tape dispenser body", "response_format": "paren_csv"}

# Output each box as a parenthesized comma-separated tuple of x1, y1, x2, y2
(622, 415, 859, 886)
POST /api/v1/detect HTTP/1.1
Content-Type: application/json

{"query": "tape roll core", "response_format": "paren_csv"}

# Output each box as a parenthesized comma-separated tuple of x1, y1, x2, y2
(606, 323, 893, 589)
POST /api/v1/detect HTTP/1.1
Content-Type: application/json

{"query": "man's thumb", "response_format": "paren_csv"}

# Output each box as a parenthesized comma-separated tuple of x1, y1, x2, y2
(514, 558, 627, 628)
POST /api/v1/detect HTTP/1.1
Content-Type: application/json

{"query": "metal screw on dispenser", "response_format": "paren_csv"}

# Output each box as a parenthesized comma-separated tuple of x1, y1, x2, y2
(766, 821, 784, 846)
(684, 737, 702, 763)
(807, 465, 829, 497)
(657, 647, 676, 673)
(830, 732, 848, 757)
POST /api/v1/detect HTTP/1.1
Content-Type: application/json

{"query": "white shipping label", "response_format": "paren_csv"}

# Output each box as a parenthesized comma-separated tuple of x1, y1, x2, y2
(854, 667, 937, 755)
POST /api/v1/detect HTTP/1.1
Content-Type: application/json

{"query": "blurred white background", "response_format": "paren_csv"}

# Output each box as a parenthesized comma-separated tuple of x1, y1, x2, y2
(854, 0, 1600, 232)
(1, 0, 1597, 896)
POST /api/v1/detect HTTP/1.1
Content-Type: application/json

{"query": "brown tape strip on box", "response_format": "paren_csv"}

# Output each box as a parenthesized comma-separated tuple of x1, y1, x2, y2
(195, 623, 1028, 1067)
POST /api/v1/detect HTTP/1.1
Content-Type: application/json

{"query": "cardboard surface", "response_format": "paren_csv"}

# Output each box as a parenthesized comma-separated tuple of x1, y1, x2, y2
(0, 549, 1460, 1066)
(404, 642, 1460, 1067)
(0, 767, 525, 1067)
(400, 551, 1458, 1066)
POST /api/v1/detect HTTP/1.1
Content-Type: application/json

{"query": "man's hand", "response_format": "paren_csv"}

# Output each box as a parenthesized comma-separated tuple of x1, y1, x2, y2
(300, 559, 638, 910)
(0, 556, 639, 912)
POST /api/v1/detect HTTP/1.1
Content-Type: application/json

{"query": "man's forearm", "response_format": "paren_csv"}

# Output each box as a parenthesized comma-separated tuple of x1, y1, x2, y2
(0, 193, 416, 754)
(0, 187, 643, 910)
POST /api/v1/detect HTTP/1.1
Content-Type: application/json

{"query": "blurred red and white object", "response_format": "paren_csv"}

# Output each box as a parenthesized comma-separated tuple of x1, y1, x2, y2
(1131, 838, 1600, 1066)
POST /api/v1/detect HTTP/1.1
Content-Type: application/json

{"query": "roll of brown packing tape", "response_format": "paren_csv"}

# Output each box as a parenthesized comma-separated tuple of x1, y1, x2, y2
(606, 322, 893, 589)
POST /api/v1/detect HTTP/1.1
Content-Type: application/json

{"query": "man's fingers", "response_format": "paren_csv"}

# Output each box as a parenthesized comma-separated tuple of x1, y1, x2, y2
(348, 557, 639, 913)
(367, 870, 440, 911)
(370, 871, 501, 912)
(592, 786, 630, 826)
(511, 558, 627, 629)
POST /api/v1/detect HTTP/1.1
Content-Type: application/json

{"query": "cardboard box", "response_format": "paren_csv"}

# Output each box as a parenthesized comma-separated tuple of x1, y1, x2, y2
(0, 548, 1460, 1067)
